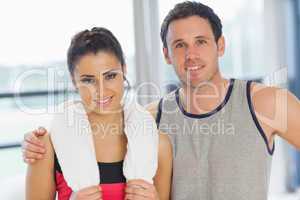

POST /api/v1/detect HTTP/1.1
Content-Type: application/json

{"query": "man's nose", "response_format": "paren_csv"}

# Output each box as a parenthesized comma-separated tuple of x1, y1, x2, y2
(185, 45, 199, 60)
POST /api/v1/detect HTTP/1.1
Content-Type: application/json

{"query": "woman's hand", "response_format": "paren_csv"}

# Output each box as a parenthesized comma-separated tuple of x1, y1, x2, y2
(125, 179, 159, 200)
(72, 185, 102, 200)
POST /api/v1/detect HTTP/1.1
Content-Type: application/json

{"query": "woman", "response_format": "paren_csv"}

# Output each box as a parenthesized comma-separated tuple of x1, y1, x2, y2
(25, 27, 172, 200)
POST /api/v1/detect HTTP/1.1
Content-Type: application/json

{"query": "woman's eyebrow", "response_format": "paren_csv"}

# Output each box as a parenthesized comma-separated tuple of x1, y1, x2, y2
(102, 68, 122, 76)
(79, 68, 122, 78)
(80, 74, 95, 78)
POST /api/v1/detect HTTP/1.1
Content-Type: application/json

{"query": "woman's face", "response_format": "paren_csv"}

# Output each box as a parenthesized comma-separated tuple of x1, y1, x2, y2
(73, 51, 125, 115)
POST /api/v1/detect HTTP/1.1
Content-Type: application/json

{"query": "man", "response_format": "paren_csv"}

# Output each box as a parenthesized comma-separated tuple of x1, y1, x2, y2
(22, 1, 300, 199)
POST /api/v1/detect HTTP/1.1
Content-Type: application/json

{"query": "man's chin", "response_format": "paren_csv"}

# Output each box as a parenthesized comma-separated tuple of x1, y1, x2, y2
(182, 78, 209, 89)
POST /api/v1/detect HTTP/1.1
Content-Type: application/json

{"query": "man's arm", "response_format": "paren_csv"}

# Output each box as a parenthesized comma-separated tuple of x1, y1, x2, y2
(22, 127, 48, 163)
(251, 83, 300, 149)
(275, 89, 300, 148)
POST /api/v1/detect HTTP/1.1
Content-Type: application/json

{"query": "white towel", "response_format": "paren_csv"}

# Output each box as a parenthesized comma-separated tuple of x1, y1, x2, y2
(50, 99, 158, 192)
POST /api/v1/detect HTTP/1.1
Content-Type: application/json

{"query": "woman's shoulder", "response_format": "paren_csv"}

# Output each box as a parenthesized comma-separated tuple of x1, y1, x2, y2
(145, 100, 160, 119)
(157, 132, 172, 160)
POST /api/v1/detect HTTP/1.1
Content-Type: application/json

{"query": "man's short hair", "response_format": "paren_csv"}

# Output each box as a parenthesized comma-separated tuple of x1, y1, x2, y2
(160, 1, 223, 48)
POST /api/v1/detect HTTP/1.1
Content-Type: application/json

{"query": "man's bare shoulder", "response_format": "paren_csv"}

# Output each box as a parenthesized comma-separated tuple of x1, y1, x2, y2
(250, 81, 299, 133)
(250, 82, 283, 110)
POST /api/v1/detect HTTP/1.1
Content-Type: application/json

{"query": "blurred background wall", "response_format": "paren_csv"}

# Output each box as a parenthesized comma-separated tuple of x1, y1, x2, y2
(0, 0, 299, 199)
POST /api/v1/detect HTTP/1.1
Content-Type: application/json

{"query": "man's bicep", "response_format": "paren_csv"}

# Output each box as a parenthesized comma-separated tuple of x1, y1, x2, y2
(277, 91, 300, 149)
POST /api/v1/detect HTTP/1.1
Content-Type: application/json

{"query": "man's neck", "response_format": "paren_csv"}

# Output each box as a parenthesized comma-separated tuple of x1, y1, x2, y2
(180, 75, 231, 115)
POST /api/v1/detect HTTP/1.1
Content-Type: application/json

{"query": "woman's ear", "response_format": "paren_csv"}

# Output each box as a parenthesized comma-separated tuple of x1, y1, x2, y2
(121, 65, 128, 84)
(71, 71, 79, 91)
(72, 78, 79, 91)
(122, 65, 128, 76)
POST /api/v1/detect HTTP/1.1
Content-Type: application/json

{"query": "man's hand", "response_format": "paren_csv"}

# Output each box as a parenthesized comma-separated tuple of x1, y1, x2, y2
(125, 179, 159, 200)
(72, 185, 102, 200)
(22, 127, 47, 164)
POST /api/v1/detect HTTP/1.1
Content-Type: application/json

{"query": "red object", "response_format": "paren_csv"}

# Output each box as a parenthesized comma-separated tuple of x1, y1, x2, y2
(55, 171, 126, 200)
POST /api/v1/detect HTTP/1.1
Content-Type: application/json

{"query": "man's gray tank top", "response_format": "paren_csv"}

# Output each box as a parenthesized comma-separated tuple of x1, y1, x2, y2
(156, 79, 274, 200)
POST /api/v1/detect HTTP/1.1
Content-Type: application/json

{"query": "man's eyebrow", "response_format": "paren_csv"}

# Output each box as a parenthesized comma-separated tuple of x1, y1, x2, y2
(171, 35, 210, 46)
(171, 38, 184, 46)
(195, 35, 210, 40)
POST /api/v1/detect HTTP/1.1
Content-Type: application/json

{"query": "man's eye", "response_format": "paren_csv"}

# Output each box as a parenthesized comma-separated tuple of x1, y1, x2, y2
(105, 73, 117, 80)
(196, 39, 207, 45)
(80, 78, 95, 84)
(175, 43, 184, 48)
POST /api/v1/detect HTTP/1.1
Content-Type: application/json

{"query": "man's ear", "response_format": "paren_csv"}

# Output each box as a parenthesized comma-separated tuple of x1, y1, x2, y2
(163, 47, 172, 64)
(217, 36, 225, 57)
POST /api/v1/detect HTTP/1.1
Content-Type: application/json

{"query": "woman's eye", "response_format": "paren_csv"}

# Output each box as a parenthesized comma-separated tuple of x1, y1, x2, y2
(105, 73, 117, 80)
(80, 78, 95, 84)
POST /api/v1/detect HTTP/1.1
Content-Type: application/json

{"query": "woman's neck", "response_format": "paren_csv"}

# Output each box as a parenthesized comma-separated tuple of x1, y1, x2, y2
(87, 110, 124, 138)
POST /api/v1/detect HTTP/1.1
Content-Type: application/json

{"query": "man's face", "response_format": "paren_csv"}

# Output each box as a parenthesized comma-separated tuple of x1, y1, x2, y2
(164, 15, 225, 88)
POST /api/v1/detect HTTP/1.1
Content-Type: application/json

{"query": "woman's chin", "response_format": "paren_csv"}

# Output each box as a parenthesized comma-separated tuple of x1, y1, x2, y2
(91, 104, 123, 115)
(82, 100, 122, 115)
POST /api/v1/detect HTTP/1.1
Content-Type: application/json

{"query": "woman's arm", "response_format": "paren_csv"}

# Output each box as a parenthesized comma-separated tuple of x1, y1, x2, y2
(125, 132, 173, 200)
(25, 133, 56, 200)
(153, 132, 173, 200)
